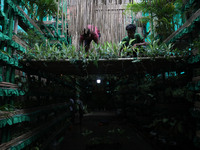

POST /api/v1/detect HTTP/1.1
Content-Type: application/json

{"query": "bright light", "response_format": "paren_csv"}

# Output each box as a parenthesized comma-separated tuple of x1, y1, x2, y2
(96, 79, 101, 84)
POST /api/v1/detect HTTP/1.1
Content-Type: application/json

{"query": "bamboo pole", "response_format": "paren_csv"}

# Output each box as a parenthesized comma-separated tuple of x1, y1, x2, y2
(57, 0, 60, 34)
(62, 0, 64, 35)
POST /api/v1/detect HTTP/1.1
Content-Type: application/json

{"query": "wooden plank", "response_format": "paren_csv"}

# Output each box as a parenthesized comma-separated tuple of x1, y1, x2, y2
(164, 8, 200, 43)
(0, 82, 18, 89)
(43, 20, 56, 25)
(20, 56, 186, 76)
(16, 6, 44, 35)
(41, 24, 54, 37)
(0, 102, 67, 120)
(95, 4, 125, 11)
(0, 113, 68, 149)
(12, 35, 29, 50)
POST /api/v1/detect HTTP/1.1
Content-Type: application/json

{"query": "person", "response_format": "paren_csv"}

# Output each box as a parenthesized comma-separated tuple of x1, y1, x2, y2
(68, 98, 76, 124)
(119, 24, 148, 57)
(75, 98, 84, 126)
(79, 25, 100, 53)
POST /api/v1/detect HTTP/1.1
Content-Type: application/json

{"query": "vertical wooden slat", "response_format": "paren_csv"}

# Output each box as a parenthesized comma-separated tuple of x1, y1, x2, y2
(67, 0, 132, 47)
(57, 0, 60, 34)
(61, 0, 64, 35)
(65, 13, 67, 34)
(6, 9, 14, 83)
(14, 16, 18, 34)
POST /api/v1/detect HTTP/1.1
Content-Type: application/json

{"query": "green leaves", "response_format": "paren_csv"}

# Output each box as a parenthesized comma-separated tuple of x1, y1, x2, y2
(143, 38, 182, 58)
(126, 0, 183, 41)
(23, 39, 188, 66)
(17, 29, 44, 48)
(22, 39, 172, 61)
(23, 0, 58, 22)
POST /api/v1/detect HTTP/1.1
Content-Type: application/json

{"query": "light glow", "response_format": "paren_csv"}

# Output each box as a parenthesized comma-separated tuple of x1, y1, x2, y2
(96, 79, 101, 84)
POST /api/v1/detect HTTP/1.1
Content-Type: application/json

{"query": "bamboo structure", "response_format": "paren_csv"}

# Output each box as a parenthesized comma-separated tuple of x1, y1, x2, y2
(67, 0, 138, 47)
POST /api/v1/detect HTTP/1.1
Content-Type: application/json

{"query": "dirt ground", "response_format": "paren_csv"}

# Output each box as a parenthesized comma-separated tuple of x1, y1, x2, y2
(58, 111, 157, 150)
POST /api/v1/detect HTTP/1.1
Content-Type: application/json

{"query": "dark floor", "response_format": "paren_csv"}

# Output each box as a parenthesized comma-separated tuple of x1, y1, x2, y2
(56, 111, 156, 150)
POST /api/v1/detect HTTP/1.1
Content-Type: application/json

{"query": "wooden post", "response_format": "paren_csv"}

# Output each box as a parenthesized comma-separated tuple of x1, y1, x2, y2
(14, 16, 18, 34)
(5, 9, 14, 83)
(0, 2, 8, 50)
(57, 0, 60, 34)
(65, 13, 67, 35)
(61, 0, 64, 35)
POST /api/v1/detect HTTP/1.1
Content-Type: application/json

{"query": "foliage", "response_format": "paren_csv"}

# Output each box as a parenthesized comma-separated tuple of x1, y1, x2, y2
(193, 39, 200, 50)
(81, 129, 93, 136)
(126, 0, 183, 41)
(17, 29, 44, 48)
(189, 37, 200, 55)
(15, 75, 29, 92)
(108, 128, 125, 135)
(22, 0, 57, 22)
(0, 49, 12, 58)
(138, 35, 190, 58)
(0, 104, 16, 111)
(23, 39, 189, 63)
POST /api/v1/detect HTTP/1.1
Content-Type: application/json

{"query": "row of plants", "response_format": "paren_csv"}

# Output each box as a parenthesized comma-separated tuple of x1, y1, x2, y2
(21, 38, 190, 62)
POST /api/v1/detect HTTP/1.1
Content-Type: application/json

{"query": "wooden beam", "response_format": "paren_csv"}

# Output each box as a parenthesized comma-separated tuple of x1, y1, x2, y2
(0, 112, 68, 149)
(0, 82, 18, 89)
(17, 6, 44, 34)
(0, 103, 66, 120)
(95, 4, 125, 11)
(20, 56, 187, 76)
(164, 8, 200, 43)
(12, 35, 29, 50)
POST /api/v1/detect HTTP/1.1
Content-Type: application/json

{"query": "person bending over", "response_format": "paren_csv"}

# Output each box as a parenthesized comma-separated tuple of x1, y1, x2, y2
(80, 25, 100, 53)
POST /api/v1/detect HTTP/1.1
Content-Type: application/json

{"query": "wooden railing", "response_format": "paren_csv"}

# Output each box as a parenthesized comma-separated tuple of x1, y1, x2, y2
(12, 35, 29, 50)
(164, 8, 200, 43)
(0, 82, 18, 89)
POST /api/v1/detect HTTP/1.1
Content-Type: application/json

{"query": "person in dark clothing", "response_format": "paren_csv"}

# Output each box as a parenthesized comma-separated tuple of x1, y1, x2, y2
(69, 98, 76, 124)
(76, 99, 84, 126)
(119, 24, 147, 57)
(80, 25, 100, 53)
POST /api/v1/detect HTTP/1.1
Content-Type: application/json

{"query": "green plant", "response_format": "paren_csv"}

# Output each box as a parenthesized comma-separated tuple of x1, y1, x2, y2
(126, 0, 183, 41)
(17, 29, 44, 48)
(81, 129, 93, 136)
(0, 49, 11, 58)
(23, 39, 188, 67)
(22, 0, 57, 22)
(108, 128, 125, 135)
(0, 104, 16, 111)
